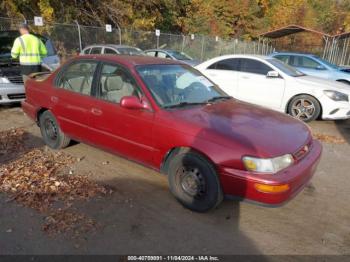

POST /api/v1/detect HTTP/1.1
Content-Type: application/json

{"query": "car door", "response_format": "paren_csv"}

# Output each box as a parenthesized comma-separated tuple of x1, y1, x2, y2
(52, 60, 98, 141)
(290, 56, 331, 79)
(89, 62, 155, 165)
(201, 58, 239, 97)
(236, 58, 285, 110)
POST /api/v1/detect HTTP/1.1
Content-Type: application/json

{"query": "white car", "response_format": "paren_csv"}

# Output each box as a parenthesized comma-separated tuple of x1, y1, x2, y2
(196, 55, 350, 122)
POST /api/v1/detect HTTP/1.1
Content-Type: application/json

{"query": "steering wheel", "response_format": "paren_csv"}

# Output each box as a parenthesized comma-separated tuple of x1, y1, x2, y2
(179, 82, 206, 100)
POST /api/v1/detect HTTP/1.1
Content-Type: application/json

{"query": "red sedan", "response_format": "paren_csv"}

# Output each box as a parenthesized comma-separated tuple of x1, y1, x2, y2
(22, 55, 322, 212)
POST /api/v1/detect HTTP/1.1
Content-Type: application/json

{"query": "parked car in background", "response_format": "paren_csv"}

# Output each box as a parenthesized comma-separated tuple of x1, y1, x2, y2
(81, 44, 145, 56)
(271, 52, 350, 84)
(196, 54, 350, 122)
(145, 49, 200, 66)
(0, 30, 60, 104)
(22, 55, 322, 212)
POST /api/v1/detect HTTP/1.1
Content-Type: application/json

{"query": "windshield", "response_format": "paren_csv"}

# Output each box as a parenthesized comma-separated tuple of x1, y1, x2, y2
(312, 55, 339, 69)
(136, 64, 228, 108)
(267, 58, 305, 77)
(116, 47, 144, 56)
(167, 50, 192, 60)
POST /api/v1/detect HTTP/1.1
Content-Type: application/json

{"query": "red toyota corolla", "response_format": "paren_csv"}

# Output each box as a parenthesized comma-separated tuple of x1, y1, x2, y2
(22, 55, 322, 212)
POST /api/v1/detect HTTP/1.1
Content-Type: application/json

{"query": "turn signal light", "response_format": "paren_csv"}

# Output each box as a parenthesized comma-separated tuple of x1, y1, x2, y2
(254, 183, 290, 193)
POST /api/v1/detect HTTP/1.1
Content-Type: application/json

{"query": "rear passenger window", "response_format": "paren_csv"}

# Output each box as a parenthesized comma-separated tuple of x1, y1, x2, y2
(104, 48, 117, 54)
(90, 47, 102, 54)
(56, 61, 97, 95)
(240, 59, 272, 75)
(274, 55, 289, 64)
(99, 63, 139, 103)
(207, 58, 239, 71)
(146, 51, 156, 57)
(83, 48, 91, 54)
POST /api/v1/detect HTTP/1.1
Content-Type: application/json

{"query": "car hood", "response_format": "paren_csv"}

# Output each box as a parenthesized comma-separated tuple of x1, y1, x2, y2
(169, 99, 312, 158)
(294, 75, 350, 94)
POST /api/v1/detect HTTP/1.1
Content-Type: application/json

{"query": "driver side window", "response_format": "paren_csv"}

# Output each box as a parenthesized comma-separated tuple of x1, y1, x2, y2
(56, 61, 97, 95)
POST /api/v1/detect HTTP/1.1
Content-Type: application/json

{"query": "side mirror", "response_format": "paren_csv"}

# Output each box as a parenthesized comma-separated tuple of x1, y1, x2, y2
(120, 96, 152, 110)
(267, 70, 279, 78)
(316, 65, 326, 70)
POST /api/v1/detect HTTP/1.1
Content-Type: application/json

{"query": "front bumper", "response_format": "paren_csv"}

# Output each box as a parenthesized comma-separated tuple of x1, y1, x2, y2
(0, 82, 25, 104)
(219, 140, 322, 206)
(320, 95, 350, 120)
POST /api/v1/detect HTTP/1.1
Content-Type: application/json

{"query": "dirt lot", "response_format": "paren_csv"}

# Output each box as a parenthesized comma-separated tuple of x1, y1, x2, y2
(0, 104, 349, 255)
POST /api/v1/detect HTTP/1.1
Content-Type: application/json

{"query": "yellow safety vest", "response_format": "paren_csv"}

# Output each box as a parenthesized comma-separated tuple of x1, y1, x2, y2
(11, 33, 48, 66)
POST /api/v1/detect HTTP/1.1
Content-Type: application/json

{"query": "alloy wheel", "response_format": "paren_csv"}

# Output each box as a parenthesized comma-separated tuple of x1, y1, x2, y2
(291, 98, 316, 121)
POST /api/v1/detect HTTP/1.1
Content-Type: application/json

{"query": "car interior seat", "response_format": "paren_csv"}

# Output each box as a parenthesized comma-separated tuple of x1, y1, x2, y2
(103, 75, 134, 103)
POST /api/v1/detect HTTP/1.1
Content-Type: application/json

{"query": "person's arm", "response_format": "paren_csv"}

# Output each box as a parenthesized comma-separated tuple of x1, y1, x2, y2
(11, 38, 21, 59)
(39, 39, 48, 58)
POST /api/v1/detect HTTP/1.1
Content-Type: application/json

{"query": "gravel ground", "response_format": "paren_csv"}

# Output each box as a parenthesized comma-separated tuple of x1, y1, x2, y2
(0, 105, 349, 255)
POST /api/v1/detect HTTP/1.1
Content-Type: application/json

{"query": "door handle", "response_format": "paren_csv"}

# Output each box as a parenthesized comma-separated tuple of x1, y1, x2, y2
(241, 76, 250, 79)
(51, 96, 59, 103)
(91, 108, 102, 116)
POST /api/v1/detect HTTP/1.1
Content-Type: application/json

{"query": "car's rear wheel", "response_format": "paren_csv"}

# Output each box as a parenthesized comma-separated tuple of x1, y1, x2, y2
(288, 95, 321, 122)
(39, 110, 71, 149)
(167, 150, 223, 212)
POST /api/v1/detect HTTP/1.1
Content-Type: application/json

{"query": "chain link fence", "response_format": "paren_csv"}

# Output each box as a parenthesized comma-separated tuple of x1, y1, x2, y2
(0, 16, 274, 63)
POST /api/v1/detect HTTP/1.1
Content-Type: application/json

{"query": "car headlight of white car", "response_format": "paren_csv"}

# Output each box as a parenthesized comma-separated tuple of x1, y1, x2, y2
(0, 77, 10, 84)
(323, 90, 349, 102)
(243, 154, 294, 174)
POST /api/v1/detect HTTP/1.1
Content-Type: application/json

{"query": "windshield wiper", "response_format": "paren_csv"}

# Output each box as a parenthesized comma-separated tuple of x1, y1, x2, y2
(163, 101, 208, 109)
(206, 96, 232, 103)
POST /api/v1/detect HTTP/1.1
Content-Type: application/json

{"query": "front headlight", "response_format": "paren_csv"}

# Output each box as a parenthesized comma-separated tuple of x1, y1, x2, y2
(323, 90, 349, 102)
(0, 77, 10, 84)
(243, 154, 294, 174)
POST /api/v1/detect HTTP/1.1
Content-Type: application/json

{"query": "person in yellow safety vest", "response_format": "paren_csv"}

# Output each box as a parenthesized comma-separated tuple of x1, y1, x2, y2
(11, 23, 47, 83)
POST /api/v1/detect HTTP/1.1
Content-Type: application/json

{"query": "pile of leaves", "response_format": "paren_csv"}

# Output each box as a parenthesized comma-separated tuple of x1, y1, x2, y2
(0, 128, 112, 237)
(313, 132, 346, 144)
(0, 128, 27, 162)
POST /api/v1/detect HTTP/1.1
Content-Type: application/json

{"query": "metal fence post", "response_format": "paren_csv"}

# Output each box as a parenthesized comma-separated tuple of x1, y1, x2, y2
(116, 23, 122, 45)
(200, 36, 205, 61)
(74, 20, 82, 51)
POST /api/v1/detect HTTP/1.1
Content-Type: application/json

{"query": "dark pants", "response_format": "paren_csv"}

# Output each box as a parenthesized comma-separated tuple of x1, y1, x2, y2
(21, 65, 42, 84)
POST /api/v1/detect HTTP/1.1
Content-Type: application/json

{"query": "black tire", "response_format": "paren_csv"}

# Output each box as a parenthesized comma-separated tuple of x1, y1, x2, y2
(167, 150, 223, 212)
(288, 95, 321, 122)
(39, 110, 71, 149)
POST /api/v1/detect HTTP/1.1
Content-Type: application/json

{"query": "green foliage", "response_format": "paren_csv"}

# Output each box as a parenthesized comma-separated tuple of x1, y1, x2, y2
(1, 0, 350, 38)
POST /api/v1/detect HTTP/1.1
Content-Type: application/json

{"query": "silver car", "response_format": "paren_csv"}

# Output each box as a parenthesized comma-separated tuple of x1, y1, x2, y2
(0, 30, 60, 104)
(144, 49, 200, 66)
(81, 44, 145, 56)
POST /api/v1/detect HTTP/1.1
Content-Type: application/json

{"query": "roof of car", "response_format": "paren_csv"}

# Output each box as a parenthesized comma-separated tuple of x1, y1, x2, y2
(271, 52, 316, 57)
(77, 54, 183, 66)
(82, 44, 140, 49)
(145, 49, 178, 52)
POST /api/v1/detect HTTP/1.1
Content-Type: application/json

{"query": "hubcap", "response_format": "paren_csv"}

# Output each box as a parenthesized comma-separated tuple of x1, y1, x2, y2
(179, 167, 206, 198)
(44, 119, 58, 141)
(291, 99, 315, 121)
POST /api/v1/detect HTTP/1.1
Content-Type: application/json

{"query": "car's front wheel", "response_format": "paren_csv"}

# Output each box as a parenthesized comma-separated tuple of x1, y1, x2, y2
(39, 110, 71, 149)
(167, 150, 223, 212)
(288, 95, 321, 122)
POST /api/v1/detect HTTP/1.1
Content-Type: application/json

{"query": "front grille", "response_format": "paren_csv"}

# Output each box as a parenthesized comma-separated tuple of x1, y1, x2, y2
(6, 76, 23, 85)
(8, 93, 25, 100)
